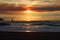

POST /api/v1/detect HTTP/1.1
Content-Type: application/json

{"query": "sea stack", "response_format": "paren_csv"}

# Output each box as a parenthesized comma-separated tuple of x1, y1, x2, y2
(0, 18, 4, 21)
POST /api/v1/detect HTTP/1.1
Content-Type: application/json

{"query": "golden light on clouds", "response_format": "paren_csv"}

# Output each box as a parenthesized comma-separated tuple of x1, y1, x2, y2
(0, 0, 60, 6)
(0, 0, 60, 21)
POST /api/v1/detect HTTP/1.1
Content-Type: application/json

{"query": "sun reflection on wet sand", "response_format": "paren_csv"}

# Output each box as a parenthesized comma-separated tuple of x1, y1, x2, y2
(25, 30, 32, 32)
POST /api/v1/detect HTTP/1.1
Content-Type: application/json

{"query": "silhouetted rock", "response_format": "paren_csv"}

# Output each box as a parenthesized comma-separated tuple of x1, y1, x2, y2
(0, 18, 4, 21)
(11, 19, 14, 22)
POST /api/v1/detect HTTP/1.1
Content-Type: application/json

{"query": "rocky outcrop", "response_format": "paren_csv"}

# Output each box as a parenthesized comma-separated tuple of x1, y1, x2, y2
(0, 18, 4, 21)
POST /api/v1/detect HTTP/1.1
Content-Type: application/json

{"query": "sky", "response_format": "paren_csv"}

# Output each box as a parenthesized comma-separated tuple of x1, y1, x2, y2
(0, 0, 60, 11)
(0, 0, 60, 21)
(0, 0, 60, 6)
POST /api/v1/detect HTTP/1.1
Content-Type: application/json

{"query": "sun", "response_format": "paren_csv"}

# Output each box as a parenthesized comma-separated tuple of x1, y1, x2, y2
(26, 10, 31, 13)
(25, 9, 33, 14)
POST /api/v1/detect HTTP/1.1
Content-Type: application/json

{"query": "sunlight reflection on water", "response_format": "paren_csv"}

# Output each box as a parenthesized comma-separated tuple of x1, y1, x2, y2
(0, 20, 60, 32)
(22, 23, 35, 32)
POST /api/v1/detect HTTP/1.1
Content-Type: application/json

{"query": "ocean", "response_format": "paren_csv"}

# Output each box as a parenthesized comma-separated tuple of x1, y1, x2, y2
(0, 20, 60, 32)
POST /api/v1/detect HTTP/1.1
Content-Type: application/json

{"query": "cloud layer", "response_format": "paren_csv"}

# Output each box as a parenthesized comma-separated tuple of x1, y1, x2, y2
(0, 0, 60, 6)
(0, 0, 60, 11)
(0, 3, 60, 11)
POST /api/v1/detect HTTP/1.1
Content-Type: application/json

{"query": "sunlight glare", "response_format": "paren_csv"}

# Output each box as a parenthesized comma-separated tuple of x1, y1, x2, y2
(26, 20, 30, 21)
(25, 9, 33, 13)
(25, 10, 31, 13)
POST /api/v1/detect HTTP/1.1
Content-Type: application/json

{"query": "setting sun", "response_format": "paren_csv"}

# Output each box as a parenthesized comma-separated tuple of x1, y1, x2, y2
(25, 9, 33, 13)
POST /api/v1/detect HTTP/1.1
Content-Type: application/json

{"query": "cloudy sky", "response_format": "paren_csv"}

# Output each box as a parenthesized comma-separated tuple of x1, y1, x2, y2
(0, 0, 60, 11)
(0, 0, 60, 21)
(0, 0, 60, 6)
